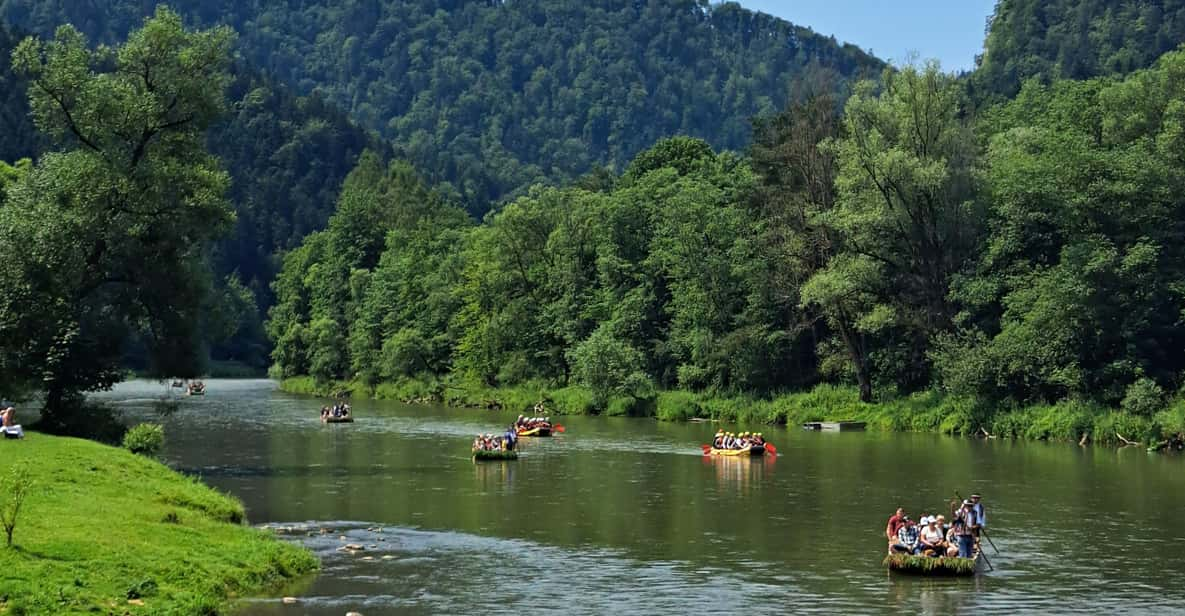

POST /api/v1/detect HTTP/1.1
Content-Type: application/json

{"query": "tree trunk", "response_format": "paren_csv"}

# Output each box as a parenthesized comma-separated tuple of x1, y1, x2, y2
(836, 317, 873, 403)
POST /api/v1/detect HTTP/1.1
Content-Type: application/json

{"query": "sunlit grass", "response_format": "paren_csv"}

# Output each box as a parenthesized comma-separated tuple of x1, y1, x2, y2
(0, 433, 317, 614)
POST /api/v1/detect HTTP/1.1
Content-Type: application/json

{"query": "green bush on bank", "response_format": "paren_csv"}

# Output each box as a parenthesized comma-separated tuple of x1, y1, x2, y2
(280, 376, 1185, 447)
(123, 423, 166, 457)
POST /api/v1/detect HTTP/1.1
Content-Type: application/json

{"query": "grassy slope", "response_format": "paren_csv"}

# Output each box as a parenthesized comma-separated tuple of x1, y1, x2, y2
(0, 433, 317, 615)
(282, 375, 1185, 447)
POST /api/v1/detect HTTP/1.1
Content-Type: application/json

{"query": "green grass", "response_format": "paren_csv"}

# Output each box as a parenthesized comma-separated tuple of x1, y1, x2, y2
(883, 553, 978, 576)
(0, 433, 317, 615)
(279, 375, 1184, 448)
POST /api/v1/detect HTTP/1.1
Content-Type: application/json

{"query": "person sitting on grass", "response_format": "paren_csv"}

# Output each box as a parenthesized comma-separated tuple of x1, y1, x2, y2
(892, 517, 921, 554)
(1, 406, 13, 428)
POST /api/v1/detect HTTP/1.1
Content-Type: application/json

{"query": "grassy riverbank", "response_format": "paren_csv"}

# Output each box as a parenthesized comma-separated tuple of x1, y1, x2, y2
(282, 375, 1185, 447)
(0, 433, 317, 615)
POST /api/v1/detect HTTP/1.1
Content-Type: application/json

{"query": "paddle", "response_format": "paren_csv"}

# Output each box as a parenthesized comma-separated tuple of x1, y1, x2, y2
(553, 424, 566, 433)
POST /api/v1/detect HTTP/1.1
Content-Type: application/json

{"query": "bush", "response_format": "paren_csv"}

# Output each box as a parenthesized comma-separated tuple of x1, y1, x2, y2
(123, 424, 165, 458)
(1121, 378, 1165, 417)
(1, 463, 33, 547)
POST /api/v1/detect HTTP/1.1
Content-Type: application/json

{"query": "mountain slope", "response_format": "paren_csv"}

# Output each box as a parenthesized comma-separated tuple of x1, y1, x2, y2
(973, 0, 1185, 99)
(0, 0, 883, 212)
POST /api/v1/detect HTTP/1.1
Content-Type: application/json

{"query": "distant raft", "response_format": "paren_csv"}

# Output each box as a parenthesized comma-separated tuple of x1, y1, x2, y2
(473, 448, 518, 461)
(322, 416, 354, 424)
(707, 444, 766, 457)
(515, 426, 552, 437)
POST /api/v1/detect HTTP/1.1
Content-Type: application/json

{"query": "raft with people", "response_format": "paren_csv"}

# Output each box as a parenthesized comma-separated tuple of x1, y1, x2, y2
(883, 495, 991, 577)
(513, 415, 564, 437)
(320, 403, 353, 423)
(186, 381, 206, 396)
(701, 431, 776, 457)
(472, 431, 517, 460)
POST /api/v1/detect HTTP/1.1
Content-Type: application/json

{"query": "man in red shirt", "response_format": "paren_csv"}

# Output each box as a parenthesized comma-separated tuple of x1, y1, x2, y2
(885, 507, 905, 542)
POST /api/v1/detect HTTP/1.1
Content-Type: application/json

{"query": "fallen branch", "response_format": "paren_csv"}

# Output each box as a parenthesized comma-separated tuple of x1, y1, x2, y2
(976, 426, 994, 439)
(1116, 432, 1140, 447)
(1078, 431, 1089, 447)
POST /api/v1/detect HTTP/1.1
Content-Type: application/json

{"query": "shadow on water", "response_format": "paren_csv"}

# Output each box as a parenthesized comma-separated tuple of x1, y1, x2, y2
(89, 380, 1185, 615)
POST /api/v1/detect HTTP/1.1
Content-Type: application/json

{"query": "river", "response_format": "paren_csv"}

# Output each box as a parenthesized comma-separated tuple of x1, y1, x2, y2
(95, 379, 1185, 614)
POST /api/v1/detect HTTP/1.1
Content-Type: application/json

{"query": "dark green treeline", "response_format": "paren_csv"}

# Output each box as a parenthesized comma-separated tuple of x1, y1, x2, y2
(269, 53, 1185, 424)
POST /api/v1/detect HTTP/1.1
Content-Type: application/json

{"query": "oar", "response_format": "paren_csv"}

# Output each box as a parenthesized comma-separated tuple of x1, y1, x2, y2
(553, 424, 566, 433)
(978, 545, 995, 572)
(955, 491, 999, 555)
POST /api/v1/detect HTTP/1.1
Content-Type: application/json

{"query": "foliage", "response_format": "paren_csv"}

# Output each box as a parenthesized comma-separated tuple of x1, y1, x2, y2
(0, 433, 317, 612)
(973, 0, 1185, 100)
(123, 423, 166, 457)
(1122, 378, 1166, 417)
(1, 8, 235, 429)
(0, 0, 882, 214)
(0, 463, 32, 548)
(883, 553, 978, 576)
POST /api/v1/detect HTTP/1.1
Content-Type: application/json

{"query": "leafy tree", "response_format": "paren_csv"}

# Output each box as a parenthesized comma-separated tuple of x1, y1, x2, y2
(807, 62, 982, 398)
(0, 8, 234, 427)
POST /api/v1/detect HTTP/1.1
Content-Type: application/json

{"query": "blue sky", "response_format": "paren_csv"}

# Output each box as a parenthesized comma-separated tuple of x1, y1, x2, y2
(736, 1, 999, 72)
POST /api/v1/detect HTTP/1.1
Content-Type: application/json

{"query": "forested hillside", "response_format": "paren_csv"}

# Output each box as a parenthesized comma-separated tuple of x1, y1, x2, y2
(973, 0, 1185, 99)
(0, 0, 883, 211)
(0, 20, 386, 368)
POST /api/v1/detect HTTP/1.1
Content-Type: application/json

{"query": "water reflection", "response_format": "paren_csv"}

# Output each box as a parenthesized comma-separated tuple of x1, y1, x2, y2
(703, 454, 775, 493)
(89, 380, 1185, 615)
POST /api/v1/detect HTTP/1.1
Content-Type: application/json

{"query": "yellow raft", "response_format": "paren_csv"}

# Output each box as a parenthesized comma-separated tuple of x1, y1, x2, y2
(707, 444, 766, 457)
(516, 426, 552, 437)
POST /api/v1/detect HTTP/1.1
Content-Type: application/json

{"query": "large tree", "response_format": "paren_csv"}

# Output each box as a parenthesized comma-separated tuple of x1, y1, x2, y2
(802, 62, 982, 399)
(0, 7, 234, 429)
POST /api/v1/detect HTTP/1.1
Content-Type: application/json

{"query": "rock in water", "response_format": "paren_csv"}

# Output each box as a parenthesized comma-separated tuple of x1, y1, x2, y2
(282, 597, 298, 604)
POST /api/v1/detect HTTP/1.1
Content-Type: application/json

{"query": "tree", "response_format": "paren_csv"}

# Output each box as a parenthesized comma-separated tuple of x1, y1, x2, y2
(0, 7, 234, 429)
(808, 62, 982, 397)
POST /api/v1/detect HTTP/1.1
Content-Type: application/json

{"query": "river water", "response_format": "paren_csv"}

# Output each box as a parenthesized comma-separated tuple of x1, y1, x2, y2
(95, 380, 1185, 614)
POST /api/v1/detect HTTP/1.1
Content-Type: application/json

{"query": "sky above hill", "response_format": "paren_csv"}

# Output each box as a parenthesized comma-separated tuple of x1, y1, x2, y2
(737, 0, 998, 72)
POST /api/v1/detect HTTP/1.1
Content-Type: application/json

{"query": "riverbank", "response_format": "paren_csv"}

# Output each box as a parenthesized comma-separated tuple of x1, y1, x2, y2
(0, 432, 317, 614)
(281, 375, 1185, 448)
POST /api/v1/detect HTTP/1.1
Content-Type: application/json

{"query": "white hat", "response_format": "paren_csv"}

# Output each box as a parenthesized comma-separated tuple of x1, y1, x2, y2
(921, 516, 932, 525)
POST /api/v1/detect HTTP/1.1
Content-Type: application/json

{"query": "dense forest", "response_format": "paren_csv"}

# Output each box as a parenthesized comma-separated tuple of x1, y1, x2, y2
(270, 49, 1185, 428)
(5, 0, 1185, 440)
(973, 0, 1185, 99)
(0, 0, 883, 211)
(0, 0, 880, 370)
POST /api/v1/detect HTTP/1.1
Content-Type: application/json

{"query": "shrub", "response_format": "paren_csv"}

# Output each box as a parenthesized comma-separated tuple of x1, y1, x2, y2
(123, 424, 165, 458)
(1121, 378, 1165, 417)
(0, 463, 33, 547)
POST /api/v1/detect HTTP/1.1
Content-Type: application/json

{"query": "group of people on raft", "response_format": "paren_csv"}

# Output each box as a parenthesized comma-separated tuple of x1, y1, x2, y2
(320, 402, 352, 420)
(886, 494, 986, 559)
(514, 415, 552, 431)
(473, 428, 517, 452)
(711, 430, 766, 450)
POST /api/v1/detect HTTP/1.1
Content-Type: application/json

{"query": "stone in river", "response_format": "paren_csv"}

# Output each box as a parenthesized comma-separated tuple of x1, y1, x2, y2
(282, 597, 298, 604)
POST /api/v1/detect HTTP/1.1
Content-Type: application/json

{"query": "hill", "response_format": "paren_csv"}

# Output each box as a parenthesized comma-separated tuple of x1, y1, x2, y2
(0, 0, 883, 211)
(973, 0, 1185, 99)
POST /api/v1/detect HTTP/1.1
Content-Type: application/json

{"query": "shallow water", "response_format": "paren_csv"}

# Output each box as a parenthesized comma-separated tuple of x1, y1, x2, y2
(96, 380, 1185, 614)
